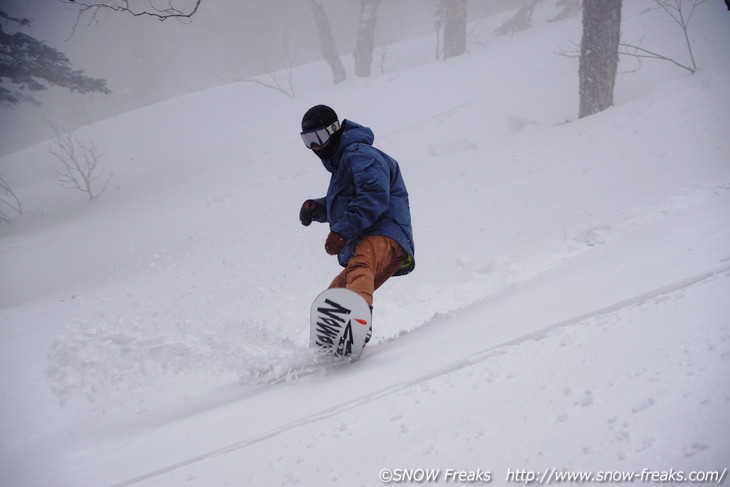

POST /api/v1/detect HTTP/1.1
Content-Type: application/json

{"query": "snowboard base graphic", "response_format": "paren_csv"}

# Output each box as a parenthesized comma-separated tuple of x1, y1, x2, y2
(310, 288, 372, 361)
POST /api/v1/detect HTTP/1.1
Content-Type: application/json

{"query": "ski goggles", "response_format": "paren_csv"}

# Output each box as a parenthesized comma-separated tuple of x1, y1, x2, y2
(300, 121, 340, 149)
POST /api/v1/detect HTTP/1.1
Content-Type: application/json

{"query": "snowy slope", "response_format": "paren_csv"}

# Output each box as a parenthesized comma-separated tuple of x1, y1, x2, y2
(1, 2, 729, 486)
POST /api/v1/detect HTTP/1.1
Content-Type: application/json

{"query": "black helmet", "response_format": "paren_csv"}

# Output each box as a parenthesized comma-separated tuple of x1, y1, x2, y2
(300, 105, 343, 159)
(301, 105, 338, 131)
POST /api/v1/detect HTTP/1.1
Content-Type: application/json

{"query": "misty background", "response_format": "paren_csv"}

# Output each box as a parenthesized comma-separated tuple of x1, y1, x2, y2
(0, 0, 523, 156)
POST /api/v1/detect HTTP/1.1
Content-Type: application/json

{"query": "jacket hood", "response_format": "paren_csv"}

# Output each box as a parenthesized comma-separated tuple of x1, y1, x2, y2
(320, 120, 374, 173)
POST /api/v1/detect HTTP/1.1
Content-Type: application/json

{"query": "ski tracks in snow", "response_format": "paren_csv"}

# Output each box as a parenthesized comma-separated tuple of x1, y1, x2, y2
(108, 263, 730, 487)
(42, 186, 730, 487)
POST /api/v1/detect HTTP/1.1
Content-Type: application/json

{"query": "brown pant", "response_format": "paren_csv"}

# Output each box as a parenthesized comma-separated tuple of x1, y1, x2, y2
(329, 235, 407, 307)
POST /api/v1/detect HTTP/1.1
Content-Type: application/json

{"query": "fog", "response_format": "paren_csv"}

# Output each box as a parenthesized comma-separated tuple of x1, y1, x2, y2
(0, 0, 519, 155)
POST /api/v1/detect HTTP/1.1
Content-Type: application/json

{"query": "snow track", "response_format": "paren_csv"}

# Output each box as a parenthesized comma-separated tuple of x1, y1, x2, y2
(113, 265, 730, 487)
(4, 182, 727, 487)
(111, 264, 730, 487)
(108, 190, 730, 486)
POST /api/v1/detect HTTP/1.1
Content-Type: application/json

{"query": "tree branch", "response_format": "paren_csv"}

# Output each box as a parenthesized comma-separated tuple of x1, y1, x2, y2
(242, 36, 297, 98)
(618, 42, 695, 73)
(652, 0, 706, 71)
(64, 0, 202, 21)
(0, 174, 24, 223)
(49, 125, 112, 200)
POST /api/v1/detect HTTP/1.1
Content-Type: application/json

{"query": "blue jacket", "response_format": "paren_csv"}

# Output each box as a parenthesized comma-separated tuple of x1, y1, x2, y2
(312, 120, 415, 276)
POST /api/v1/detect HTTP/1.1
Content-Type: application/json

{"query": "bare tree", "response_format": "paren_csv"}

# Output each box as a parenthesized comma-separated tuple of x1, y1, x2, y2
(495, 0, 581, 36)
(548, 0, 581, 22)
(49, 126, 112, 200)
(443, 0, 467, 59)
(353, 0, 382, 77)
(579, 0, 622, 118)
(306, 0, 346, 84)
(0, 174, 23, 223)
(619, 0, 706, 74)
(63, 0, 202, 22)
(436, 0, 467, 59)
(495, 0, 543, 37)
(374, 36, 388, 75)
(243, 36, 297, 97)
(244, 64, 296, 98)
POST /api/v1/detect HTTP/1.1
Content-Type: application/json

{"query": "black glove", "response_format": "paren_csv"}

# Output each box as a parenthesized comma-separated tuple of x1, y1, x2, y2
(299, 199, 325, 226)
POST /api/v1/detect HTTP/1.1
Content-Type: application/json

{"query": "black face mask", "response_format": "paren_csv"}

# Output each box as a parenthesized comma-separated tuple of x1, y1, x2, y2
(312, 130, 342, 161)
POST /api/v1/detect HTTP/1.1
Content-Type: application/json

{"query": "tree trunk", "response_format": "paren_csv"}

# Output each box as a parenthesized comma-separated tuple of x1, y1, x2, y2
(495, 0, 540, 37)
(579, 0, 622, 118)
(306, 0, 347, 84)
(353, 0, 382, 77)
(441, 0, 467, 59)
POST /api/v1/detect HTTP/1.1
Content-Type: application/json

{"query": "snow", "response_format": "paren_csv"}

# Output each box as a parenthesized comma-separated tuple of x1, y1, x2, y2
(1, 1, 730, 486)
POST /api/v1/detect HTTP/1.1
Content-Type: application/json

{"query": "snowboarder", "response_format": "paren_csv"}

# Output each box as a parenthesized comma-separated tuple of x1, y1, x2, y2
(299, 105, 415, 308)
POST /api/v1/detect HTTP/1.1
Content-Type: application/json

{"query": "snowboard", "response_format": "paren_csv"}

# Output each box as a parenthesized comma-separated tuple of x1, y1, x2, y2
(310, 288, 372, 361)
